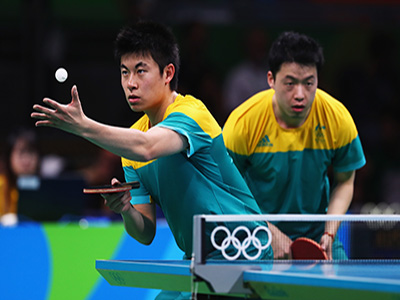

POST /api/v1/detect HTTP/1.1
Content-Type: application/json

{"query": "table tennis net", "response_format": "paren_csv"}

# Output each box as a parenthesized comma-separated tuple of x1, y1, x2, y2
(192, 214, 400, 262)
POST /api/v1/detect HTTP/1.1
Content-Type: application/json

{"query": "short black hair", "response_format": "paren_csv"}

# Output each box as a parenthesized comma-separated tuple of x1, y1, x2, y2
(114, 21, 180, 91)
(268, 31, 324, 78)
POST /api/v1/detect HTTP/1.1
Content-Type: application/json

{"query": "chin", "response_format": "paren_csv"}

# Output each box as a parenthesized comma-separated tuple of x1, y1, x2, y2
(130, 107, 143, 113)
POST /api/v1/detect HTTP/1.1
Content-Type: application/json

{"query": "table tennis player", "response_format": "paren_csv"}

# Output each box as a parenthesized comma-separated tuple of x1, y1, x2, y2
(223, 31, 366, 260)
(32, 21, 273, 299)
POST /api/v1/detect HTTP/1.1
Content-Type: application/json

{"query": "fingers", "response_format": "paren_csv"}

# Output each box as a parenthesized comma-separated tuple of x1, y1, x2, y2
(31, 111, 47, 121)
(111, 178, 121, 186)
(31, 85, 83, 131)
(271, 236, 292, 259)
(31, 104, 55, 127)
(319, 236, 333, 259)
(33, 120, 52, 127)
(103, 190, 132, 214)
(42, 98, 61, 110)
(32, 103, 56, 115)
(320, 235, 330, 251)
(31, 98, 59, 122)
(71, 85, 80, 104)
(32, 85, 78, 117)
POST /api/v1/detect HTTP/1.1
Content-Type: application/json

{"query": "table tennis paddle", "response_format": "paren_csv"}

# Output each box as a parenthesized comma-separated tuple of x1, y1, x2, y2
(83, 181, 140, 194)
(290, 237, 328, 260)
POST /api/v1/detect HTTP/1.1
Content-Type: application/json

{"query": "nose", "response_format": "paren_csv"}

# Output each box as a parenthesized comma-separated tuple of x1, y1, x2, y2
(294, 85, 305, 101)
(127, 74, 138, 90)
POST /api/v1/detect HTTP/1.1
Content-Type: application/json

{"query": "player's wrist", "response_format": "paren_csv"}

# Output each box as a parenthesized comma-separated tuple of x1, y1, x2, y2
(323, 232, 335, 240)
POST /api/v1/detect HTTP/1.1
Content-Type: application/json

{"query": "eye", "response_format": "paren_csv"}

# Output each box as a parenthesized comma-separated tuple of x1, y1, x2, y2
(121, 69, 128, 76)
(285, 82, 294, 86)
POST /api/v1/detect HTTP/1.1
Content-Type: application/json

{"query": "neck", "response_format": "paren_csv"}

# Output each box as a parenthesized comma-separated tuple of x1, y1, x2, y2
(147, 91, 178, 127)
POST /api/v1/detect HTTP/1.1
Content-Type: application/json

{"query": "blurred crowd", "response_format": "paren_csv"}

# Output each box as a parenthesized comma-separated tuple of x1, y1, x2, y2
(0, 127, 125, 225)
(334, 31, 400, 212)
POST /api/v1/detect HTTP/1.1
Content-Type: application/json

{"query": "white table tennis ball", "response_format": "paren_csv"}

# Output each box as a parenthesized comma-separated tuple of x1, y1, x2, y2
(55, 67, 68, 83)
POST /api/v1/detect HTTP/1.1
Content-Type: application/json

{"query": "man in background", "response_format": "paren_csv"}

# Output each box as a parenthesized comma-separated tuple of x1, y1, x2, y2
(223, 31, 366, 259)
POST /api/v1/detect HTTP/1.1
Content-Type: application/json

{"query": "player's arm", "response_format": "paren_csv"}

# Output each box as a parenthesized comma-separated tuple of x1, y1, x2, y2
(103, 178, 156, 245)
(122, 203, 156, 245)
(31, 85, 188, 162)
(81, 121, 188, 162)
(328, 170, 355, 215)
(321, 170, 355, 258)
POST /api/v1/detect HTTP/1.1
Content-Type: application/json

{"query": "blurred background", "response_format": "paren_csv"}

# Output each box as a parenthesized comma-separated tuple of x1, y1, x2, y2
(1, 1, 400, 299)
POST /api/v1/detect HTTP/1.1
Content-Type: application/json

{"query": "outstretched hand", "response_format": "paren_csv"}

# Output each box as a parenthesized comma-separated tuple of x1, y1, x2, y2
(31, 85, 86, 135)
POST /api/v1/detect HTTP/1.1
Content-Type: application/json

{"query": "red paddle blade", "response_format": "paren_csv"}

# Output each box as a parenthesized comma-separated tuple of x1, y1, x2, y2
(290, 237, 328, 260)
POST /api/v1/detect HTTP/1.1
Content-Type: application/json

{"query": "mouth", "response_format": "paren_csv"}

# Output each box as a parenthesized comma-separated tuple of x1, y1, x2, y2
(128, 95, 140, 104)
(292, 105, 305, 113)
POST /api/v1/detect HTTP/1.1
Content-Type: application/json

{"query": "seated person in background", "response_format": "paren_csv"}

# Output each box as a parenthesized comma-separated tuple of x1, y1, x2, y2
(223, 31, 366, 260)
(0, 128, 40, 225)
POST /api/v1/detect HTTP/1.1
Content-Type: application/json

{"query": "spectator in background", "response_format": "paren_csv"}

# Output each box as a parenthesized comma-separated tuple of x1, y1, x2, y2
(0, 128, 40, 225)
(222, 27, 270, 121)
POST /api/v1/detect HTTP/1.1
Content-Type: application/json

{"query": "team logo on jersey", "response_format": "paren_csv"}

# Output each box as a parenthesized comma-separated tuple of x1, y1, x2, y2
(257, 135, 273, 147)
(314, 124, 326, 143)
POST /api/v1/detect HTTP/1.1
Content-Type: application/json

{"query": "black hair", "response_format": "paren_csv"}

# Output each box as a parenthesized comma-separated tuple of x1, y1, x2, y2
(2, 128, 40, 209)
(268, 31, 324, 79)
(114, 21, 180, 91)
(5, 128, 40, 181)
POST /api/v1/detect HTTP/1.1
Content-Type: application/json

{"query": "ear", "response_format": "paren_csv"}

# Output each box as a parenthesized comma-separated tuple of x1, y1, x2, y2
(164, 63, 175, 86)
(267, 71, 275, 89)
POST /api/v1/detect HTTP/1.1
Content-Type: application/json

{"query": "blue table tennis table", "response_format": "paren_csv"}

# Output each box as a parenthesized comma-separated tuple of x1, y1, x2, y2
(96, 259, 400, 299)
(97, 214, 400, 299)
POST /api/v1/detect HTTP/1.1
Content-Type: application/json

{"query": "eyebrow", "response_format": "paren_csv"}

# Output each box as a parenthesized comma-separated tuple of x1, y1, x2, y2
(120, 62, 148, 70)
(285, 75, 315, 81)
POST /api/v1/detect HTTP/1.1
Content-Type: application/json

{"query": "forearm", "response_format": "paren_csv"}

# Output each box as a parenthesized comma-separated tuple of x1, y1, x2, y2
(121, 205, 156, 245)
(327, 171, 355, 215)
(79, 117, 152, 161)
(325, 171, 355, 236)
(79, 118, 188, 162)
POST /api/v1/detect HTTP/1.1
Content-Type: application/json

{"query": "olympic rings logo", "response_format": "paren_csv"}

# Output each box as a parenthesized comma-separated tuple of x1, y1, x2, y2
(210, 225, 272, 261)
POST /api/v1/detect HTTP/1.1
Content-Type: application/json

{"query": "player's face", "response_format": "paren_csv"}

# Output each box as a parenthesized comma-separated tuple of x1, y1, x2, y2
(120, 53, 170, 115)
(268, 62, 318, 128)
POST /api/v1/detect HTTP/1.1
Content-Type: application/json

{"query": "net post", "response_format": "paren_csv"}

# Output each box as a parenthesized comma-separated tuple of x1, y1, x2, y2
(192, 214, 206, 265)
